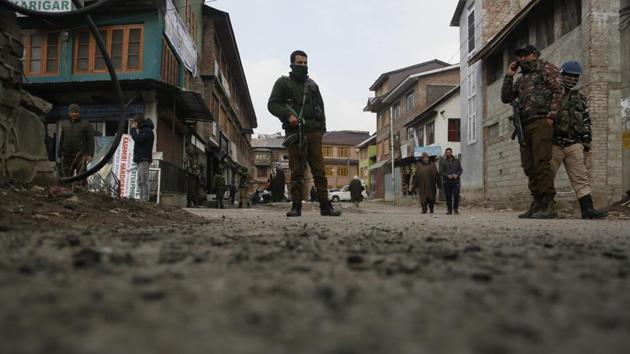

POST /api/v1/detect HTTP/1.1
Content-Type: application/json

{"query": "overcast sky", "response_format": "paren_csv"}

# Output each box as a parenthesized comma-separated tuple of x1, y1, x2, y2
(206, 0, 461, 135)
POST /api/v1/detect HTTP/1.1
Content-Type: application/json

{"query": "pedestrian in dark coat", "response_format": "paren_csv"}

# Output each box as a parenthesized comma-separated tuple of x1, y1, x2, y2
(414, 153, 441, 214)
(349, 176, 364, 208)
(58, 103, 95, 180)
(130, 116, 154, 202)
(439, 147, 462, 215)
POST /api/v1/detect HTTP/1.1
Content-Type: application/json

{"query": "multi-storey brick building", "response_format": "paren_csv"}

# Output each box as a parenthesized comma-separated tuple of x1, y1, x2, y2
(322, 131, 371, 190)
(18, 1, 257, 205)
(251, 133, 289, 191)
(365, 60, 459, 200)
(453, 0, 629, 207)
(200, 5, 257, 194)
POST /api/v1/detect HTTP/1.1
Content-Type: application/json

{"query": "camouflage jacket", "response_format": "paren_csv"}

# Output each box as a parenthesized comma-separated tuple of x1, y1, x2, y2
(267, 76, 326, 133)
(213, 174, 226, 191)
(554, 89, 591, 147)
(501, 59, 563, 121)
(183, 150, 200, 176)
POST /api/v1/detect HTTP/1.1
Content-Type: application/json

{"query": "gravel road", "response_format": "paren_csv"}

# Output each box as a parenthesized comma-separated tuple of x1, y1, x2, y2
(1, 201, 629, 354)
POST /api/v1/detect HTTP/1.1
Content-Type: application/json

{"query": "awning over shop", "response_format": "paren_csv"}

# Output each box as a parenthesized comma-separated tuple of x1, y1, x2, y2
(177, 90, 212, 121)
(368, 159, 390, 171)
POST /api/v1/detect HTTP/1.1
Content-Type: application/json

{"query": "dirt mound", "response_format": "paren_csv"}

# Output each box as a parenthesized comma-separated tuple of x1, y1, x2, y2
(0, 184, 205, 232)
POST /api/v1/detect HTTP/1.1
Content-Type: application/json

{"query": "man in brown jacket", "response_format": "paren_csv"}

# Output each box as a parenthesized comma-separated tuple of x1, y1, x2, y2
(58, 104, 95, 179)
(415, 153, 441, 214)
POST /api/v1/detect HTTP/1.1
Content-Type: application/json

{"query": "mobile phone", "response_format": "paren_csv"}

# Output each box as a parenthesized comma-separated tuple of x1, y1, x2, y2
(510, 61, 520, 71)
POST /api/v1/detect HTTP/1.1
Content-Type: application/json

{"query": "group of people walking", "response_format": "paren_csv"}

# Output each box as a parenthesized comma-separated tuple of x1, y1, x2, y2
(412, 148, 462, 215)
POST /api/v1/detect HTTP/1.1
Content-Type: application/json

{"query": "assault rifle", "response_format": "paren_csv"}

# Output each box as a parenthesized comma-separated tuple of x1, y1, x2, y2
(282, 103, 308, 169)
(510, 101, 526, 147)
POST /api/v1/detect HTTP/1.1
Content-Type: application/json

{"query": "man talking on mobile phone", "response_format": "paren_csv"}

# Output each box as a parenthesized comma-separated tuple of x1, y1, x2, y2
(501, 44, 563, 219)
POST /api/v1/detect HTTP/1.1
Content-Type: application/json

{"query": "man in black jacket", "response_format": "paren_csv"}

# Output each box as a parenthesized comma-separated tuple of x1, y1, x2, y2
(130, 116, 155, 202)
(268, 50, 341, 217)
(58, 103, 95, 180)
(439, 148, 463, 215)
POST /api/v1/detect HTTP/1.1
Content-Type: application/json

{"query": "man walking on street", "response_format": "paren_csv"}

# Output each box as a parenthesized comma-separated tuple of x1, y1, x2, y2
(130, 116, 154, 202)
(501, 44, 563, 219)
(58, 103, 94, 181)
(439, 148, 462, 215)
(213, 169, 226, 209)
(268, 50, 341, 217)
(349, 175, 364, 208)
(415, 153, 441, 214)
(551, 61, 607, 219)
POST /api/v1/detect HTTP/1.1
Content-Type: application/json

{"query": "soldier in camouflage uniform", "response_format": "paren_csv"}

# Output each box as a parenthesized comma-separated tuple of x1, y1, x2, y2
(184, 142, 200, 208)
(238, 168, 250, 208)
(268, 50, 341, 217)
(501, 44, 564, 219)
(550, 61, 607, 219)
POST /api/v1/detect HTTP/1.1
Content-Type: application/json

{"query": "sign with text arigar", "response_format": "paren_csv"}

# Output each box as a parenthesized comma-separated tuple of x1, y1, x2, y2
(10, 0, 75, 12)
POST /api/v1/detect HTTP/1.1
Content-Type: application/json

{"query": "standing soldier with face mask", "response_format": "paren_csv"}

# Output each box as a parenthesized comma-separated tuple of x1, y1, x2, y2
(550, 61, 607, 219)
(501, 44, 564, 219)
(268, 50, 341, 217)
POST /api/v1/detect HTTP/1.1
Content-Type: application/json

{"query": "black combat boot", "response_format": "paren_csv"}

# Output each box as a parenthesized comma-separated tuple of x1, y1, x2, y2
(429, 202, 434, 214)
(531, 196, 558, 219)
(579, 195, 608, 219)
(320, 200, 342, 216)
(519, 196, 543, 219)
(286, 202, 302, 217)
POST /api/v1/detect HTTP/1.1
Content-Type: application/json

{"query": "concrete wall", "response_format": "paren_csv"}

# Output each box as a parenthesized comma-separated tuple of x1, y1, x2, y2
(458, 0, 485, 198)
(621, 0, 630, 192)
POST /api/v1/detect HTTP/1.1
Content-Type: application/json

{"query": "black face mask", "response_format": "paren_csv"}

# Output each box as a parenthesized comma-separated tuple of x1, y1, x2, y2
(290, 64, 308, 82)
(519, 60, 537, 73)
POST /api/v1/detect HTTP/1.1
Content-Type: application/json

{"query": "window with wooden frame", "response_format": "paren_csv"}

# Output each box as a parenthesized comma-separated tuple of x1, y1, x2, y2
(405, 91, 415, 112)
(427, 121, 435, 145)
(161, 39, 179, 86)
(338, 167, 348, 177)
(325, 167, 335, 176)
(338, 147, 350, 158)
(448, 119, 461, 142)
(185, 0, 197, 41)
(23, 32, 60, 76)
(74, 24, 143, 74)
(417, 126, 425, 147)
(322, 146, 334, 157)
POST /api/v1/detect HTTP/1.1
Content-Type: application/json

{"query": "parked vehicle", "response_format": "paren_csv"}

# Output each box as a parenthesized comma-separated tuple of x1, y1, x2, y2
(329, 184, 368, 202)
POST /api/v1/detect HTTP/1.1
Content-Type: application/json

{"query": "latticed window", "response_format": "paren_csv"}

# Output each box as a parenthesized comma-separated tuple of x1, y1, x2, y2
(338, 147, 350, 158)
(161, 39, 179, 86)
(338, 167, 348, 177)
(74, 24, 143, 73)
(23, 32, 60, 76)
(448, 119, 461, 142)
(322, 146, 334, 157)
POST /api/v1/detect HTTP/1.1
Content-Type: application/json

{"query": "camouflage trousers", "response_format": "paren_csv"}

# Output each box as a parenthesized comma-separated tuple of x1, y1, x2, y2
(288, 131, 328, 202)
